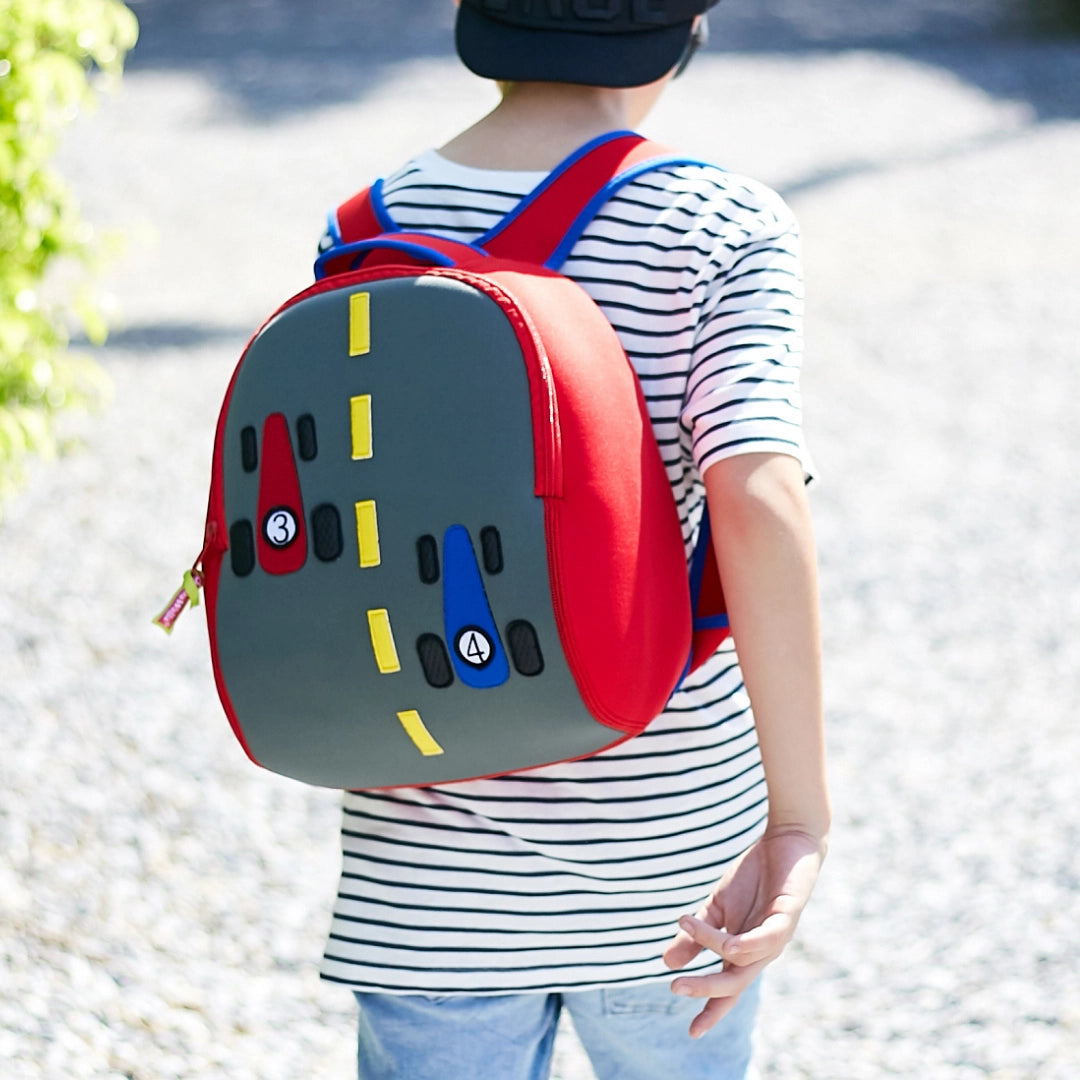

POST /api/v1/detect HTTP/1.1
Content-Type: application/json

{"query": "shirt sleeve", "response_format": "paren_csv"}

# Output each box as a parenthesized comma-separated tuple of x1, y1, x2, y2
(680, 189, 814, 482)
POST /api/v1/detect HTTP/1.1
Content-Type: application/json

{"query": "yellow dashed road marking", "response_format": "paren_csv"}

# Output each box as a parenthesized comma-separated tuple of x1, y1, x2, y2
(350, 394, 373, 460)
(367, 608, 401, 674)
(349, 291, 371, 356)
(355, 499, 381, 567)
(397, 710, 444, 757)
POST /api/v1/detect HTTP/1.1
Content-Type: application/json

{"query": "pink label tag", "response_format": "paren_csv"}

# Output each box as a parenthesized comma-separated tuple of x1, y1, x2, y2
(153, 569, 204, 634)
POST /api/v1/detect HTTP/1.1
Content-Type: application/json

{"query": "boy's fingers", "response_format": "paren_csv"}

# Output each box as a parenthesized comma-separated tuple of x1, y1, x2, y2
(670, 958, 766, 1001)
(674, 915, 737, 958)
(688, 994, 740, 1039)
(662, 927, 704, 970)
(676, 908, 799, 967)
(724, 912, 796, 964)
(663, 910, 736, 969)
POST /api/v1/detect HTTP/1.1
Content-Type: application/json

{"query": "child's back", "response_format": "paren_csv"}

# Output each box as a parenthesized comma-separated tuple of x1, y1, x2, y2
(321, 5, 829, 1077)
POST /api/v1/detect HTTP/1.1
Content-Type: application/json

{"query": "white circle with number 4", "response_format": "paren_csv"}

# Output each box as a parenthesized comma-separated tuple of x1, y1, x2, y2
(263, 507, 298, 548)
(455, 627, 494, 668)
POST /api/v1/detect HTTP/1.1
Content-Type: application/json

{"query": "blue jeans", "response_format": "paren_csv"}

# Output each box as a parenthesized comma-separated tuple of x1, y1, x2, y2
(354, 979, 760, 1080)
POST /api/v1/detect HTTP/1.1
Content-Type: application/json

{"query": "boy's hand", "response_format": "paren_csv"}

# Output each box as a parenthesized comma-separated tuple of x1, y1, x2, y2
(663, 827, 826, 1039)
(665, 452, 829, 1039)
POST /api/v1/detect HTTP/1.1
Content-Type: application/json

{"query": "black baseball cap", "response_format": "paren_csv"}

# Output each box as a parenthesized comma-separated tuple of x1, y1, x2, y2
(455, 0, 721, 88)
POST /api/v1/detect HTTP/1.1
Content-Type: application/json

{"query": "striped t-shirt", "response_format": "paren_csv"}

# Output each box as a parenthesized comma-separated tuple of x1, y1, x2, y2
(319, 144, 808, 995)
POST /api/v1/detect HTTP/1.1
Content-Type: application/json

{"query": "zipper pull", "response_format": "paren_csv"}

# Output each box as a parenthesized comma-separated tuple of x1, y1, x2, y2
(154, 521, 223, 633)
(153, 567, 205, 634)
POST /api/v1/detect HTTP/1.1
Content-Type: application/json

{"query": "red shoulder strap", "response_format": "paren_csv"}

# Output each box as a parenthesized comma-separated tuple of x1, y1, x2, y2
(328, 133, 672, 264)
(335, 186, 385, 244)
(318, 185, 390, 277)
(480, 133, 669, 264)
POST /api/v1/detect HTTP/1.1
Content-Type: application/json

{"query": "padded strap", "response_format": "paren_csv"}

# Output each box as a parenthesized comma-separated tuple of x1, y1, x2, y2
(327, 131, 714, 271)
(334, 178, 395, 244)
(319, 180, 401, 277)
(479, 131, 666, 264)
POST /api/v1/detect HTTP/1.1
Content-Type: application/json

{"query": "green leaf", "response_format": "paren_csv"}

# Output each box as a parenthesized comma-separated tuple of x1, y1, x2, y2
(0, 0, 138, 511)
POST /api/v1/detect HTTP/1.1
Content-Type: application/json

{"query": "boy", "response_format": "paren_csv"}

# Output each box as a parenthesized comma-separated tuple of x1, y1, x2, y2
(319, 3, 829, 1077)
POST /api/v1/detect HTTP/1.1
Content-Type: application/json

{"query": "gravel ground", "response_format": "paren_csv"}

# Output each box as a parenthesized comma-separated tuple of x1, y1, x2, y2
(2, 2, 1079, 1078)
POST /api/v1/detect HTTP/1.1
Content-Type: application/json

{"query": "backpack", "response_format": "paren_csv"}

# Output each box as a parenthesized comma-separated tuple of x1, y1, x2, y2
(157, 132, 729, 789)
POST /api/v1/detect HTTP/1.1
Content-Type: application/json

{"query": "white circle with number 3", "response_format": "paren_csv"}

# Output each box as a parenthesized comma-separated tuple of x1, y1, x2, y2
(455, 627, 494, 668)
(263, 507, 298, 548)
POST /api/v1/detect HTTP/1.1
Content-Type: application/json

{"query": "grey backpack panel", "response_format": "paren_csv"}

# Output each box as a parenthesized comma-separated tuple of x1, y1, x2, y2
(213, 275, 613, 788)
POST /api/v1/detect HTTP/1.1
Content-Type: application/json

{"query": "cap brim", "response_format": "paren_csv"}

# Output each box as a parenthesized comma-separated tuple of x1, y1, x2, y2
(455, 6, 693, 89)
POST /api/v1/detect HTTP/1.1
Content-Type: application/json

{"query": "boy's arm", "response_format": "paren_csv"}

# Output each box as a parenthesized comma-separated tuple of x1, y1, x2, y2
(663, 450, 830, 1038)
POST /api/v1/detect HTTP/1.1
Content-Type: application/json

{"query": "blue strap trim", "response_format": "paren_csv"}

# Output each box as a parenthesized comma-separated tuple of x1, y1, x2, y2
(544, 154, 715, 270)
(687, 507, 712, 625)
(369, 179, 398, 232)
(313, 236, 458, 280)
(677, 506, 722, 683)
(678, 646, 694, 686)
(476, 130, 639, 248)
(325, 209, 342, 246)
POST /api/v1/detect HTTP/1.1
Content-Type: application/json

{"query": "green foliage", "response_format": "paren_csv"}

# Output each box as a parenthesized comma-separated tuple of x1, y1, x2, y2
(0, 0, 138, 504)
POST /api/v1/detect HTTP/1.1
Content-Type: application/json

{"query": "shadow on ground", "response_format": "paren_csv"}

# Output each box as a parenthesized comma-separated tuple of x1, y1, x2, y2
(74, 322, 251, 351)
(126, 0, 1080, 123)
(125, 0, 457, 117)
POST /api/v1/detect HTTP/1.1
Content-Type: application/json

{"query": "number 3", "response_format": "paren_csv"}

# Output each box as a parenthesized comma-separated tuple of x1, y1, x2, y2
(263, 507, 298, 548)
